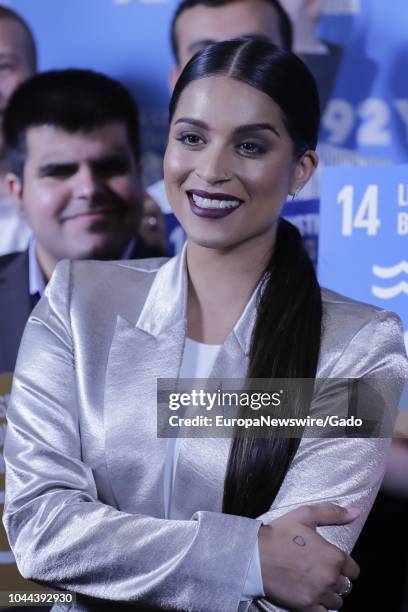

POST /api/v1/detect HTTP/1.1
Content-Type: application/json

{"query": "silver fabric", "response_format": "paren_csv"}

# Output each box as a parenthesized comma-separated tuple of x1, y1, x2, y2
(3, 250, 407, 612)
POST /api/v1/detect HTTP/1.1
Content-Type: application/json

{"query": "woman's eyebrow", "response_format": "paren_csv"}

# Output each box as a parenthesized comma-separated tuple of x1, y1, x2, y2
(234, 123, 281, 138)
(173, 118, 280, 138)
(174, 118, 209, 130)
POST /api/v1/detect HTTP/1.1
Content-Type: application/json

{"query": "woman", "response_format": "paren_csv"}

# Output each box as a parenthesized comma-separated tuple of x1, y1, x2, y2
(3, 40, 406, 611)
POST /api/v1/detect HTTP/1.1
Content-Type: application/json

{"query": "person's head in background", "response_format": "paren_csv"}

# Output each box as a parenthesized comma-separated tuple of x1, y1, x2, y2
(279, 0, 325, 53)
(169, 0, 292, 89)
(3, 69, 144, 280)
(0, 6, 36, 161)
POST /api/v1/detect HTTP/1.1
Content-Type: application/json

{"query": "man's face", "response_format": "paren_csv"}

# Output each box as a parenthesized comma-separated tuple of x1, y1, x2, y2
(171, 0, 284, 87)
(0, 19, 33, 151)
(9, 122, 143, 276)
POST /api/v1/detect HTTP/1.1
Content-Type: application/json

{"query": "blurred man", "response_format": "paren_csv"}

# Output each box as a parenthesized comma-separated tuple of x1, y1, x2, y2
(0, 6, 36, 255)
(0, 68, 164, 374)
(169, 0, 292, 89)
(279, 0, 325, 53)
(280, 0, 343, 111)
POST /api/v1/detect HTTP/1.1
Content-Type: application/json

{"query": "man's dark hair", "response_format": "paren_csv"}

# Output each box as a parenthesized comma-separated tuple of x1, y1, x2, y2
(3, 68, 141, 179)
(0, 6, 37, 72)
(170, 0, 292, 63)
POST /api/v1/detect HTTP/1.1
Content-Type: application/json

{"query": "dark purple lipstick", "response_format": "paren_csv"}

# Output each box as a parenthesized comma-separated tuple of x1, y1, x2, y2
(187, 190, 243, 219)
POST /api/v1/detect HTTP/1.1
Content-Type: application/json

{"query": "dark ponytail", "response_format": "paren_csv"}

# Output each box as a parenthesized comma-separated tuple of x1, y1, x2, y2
(223, 219, 322, 517)
(169, 39, 322, 518)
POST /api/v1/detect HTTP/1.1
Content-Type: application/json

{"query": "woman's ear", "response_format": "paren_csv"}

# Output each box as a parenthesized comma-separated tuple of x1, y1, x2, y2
(290, 150, 319, 196)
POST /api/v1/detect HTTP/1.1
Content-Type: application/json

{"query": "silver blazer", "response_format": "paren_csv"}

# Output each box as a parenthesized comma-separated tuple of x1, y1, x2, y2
(3, 251, 407, 612)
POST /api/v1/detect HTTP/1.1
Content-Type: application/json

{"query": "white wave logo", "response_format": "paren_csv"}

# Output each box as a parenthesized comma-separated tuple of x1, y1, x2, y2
(372, 261, 408, 299)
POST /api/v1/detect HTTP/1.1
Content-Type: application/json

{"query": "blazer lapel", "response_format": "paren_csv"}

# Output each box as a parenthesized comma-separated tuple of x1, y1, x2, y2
(104, 246, 262, 520)
(104, 251, 188, 516)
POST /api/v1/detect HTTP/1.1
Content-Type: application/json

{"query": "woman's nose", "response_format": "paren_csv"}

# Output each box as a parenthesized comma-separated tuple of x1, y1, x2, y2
(194, 148, 232, 185)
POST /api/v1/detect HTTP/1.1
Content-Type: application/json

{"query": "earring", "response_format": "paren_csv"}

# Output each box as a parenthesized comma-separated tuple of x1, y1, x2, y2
(290, 187, 301, 201)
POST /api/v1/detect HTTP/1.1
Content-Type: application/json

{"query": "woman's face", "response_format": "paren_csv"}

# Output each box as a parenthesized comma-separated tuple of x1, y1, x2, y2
(164, 75, 315, 251)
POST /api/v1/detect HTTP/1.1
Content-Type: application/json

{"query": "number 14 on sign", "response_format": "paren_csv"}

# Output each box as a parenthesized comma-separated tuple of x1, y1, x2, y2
(338, 185, 381, 236)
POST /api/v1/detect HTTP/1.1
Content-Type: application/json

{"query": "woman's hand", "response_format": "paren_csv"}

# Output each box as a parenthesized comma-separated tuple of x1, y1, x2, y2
(259, 504, 360, 611)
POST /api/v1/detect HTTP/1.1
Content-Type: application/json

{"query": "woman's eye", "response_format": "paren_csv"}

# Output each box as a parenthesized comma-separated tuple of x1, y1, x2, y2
(177, 134, 204, 146)
(238, 142, 264, 155)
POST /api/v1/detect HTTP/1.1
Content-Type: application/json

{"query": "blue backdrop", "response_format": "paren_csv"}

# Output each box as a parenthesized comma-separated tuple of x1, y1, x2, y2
(4, 0, 408, 340)
(7, 0, 408, 185)
(0, 0, 407, 589)
(7, 0, 405, 336)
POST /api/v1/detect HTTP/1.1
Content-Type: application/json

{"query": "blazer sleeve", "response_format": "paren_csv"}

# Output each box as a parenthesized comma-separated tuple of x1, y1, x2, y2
(3, 260, 261, 612)
(260, 311, 408, 552)
(250, 309, 407, 611)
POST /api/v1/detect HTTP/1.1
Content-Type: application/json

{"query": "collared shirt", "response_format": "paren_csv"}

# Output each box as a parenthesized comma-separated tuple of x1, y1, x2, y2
(28, 237, 137, 298)
(28, 238, 46, 297)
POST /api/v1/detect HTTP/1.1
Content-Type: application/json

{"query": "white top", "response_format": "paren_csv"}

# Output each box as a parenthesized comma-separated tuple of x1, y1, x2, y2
(180, 336, 221, 378)
(0, 196, 31, 256)
(164, 337, 264, 601)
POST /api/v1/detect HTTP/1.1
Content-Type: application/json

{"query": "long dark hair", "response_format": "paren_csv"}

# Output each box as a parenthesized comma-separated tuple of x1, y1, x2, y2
(169, 39, 322, 518)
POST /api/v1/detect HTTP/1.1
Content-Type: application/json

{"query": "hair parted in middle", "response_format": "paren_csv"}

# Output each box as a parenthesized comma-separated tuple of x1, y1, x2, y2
(170, 38, 319, 157)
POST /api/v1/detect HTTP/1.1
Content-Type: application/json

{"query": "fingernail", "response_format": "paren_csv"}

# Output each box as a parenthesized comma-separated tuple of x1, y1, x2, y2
(346, 506, 361, 519)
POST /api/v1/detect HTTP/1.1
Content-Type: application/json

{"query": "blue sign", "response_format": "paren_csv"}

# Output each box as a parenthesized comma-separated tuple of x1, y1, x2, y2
(9, 0, 408, 180)
(283, 198, 319, 266)
(318, 164, 408, 353)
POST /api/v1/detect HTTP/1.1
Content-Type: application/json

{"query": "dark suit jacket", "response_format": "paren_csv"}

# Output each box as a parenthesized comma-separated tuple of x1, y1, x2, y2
(0, 237, 163, 374)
